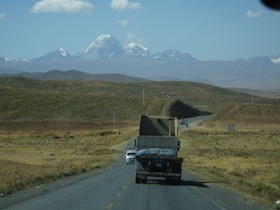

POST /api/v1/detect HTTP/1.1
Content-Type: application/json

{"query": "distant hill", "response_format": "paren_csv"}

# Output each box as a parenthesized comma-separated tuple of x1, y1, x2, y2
(18, 70, 150, 83)
(207, 103, 280, 124)
(0, 67, 22, 74)
(0, 77, 275, 122)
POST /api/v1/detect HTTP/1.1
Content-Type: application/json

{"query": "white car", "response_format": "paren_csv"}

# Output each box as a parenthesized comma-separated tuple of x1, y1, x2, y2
(125, 149, 136, 164)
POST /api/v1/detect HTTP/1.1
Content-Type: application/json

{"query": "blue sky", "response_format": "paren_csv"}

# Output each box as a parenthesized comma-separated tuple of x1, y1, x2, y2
(0, 0, 279, 60)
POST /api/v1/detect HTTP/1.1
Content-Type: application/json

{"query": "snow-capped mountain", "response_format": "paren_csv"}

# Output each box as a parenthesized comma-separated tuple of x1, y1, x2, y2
(83, 34, 153, 59)
(1, 34, 280, 90)
(83, 35, 124, 59)
(271, 55, 280, 64)
(1, 34, 279, 64)
(31, 48, 72, 62)
(123, 43, 152, 58)
(0, 56, 13, 62)
(0, 56, 29, 63)
(82, 34, 198, 61)
(18, 57, 30, 62)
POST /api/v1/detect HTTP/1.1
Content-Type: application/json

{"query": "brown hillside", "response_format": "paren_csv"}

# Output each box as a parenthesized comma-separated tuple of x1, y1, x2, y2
(201, 103, 280, 131)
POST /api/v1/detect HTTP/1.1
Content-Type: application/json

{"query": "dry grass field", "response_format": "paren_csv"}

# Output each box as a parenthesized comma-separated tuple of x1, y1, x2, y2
(0, 77, 278, 204)
(179, 103, 280, 205)
(0, 121, 137, 196)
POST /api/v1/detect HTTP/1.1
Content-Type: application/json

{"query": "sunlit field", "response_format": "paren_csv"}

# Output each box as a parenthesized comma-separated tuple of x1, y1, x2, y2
(1, 78, 278, 205)
(179, 103, 280, 204)
(0, 121, 137, 195)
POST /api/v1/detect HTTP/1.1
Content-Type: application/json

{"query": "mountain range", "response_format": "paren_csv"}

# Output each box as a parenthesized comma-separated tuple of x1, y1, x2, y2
(0, 34, 279, 90)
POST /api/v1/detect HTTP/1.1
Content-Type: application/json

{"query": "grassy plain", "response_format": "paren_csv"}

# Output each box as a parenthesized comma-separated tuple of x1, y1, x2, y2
(0, 121, 137, 195)
(179, 103, 280, 205)
(0, 77, 278, 201)
(0, 77, 274, 122)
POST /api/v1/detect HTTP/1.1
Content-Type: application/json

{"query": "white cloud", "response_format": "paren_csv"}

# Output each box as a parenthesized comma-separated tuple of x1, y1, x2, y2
(111, 0, 142, 11)
(117, 19, 128, 26)
(31, 0, 94, 14)
(246, 10, 262, 18)
(0, 13, 8, 20)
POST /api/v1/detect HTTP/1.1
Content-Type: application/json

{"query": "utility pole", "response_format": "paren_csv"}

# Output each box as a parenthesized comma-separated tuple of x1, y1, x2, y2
(113, 112, 116, 130)
(142, 87, 144, 105)
(251, 90, 254, 104)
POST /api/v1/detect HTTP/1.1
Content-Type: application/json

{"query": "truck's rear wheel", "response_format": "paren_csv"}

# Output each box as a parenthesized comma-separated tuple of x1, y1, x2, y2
(135, 176, 140, 184)
(166, 176, 170, 183)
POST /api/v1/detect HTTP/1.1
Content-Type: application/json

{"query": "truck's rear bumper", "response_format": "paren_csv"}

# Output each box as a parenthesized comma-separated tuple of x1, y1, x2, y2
(136, 171, 181, 177)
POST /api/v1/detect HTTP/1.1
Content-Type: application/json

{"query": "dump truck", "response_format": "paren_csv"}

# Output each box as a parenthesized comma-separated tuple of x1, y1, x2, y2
(135, 115, 183, 184)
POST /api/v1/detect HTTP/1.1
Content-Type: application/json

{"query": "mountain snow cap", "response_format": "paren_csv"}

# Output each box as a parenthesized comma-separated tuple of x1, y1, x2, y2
(96, 34, 112, 42)
(84, 34, 120, 54)
(83, 34, 124, 58)
(125, 43, 148, 51)
(59, 48, 67, 56)
(124, 43, 151, 57)
(271, 58, 280, 64)
(18, 57, 30, 62)
(4, 56, 12, 62)
(270, 55, 280, 64)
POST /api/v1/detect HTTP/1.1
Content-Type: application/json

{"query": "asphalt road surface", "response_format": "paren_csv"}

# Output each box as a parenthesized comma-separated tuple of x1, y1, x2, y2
(1, 116, 272, 210)
(2, 162, 271, 210)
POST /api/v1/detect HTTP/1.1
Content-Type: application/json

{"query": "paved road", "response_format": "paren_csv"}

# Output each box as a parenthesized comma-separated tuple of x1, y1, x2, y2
(178, 115, 210, 130)
(3, 162, 271, 210)
(2, 116, 272, 210)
